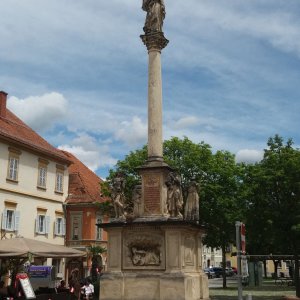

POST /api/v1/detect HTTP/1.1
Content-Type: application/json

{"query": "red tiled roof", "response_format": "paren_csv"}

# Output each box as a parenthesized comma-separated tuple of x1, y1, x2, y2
(61, 150, 107, 204)
(0, 109, 71, 164)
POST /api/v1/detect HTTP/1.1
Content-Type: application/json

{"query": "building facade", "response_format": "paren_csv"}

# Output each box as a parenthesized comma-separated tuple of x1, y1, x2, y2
(63, 151, 108, 279)
(202, 246, 223, 268)
(0, 91, 71, 277)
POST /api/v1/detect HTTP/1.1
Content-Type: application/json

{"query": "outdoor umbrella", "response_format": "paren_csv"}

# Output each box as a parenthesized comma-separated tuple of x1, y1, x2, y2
(0, 237, 86, 258)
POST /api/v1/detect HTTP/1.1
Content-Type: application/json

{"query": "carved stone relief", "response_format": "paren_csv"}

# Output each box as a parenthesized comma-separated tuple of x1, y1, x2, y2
(123, 230, 165, 270)
(184, 235, 195, 266)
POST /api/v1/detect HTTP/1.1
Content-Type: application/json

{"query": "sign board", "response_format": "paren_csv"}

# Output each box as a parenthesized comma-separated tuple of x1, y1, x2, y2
(17, 273, 36, 299)
(28, 266, 52, 278)
(241, 255, 248, 277)
(28, 265, 56, 290)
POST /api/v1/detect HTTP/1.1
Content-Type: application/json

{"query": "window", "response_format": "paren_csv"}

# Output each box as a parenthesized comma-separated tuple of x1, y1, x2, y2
(52, 259, 62, 275)
(7, 147, 21, 182)
(1, 209, 20, 231)
(38, 166, 47, 187)
(55, 165, 65, 193)
(36, 215, 50, 234)
(55, 217, 66, 236)
(96, 215, 102, 240)
(8, 157, 19, 181)
(37, 159, 48, 188)
(71, 214, 82, 240)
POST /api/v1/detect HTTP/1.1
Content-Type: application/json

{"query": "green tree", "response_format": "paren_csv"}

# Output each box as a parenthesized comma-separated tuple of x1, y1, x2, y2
(243, 135, 300, 295)
(200, 150, 243, 288)
(87, 244, 106, 283)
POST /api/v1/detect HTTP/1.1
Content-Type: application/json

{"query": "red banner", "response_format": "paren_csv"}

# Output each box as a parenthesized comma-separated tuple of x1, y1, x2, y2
(241, 223, 246, 254)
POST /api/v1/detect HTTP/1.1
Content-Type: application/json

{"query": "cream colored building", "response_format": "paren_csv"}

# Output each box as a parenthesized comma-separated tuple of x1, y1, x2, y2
(202, 246, 223, 268)
(0, 91, 71, 275)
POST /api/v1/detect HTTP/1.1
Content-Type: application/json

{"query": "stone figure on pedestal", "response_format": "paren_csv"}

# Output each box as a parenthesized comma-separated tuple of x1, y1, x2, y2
(142, 0, 166, 34)
(184, 180, 200, 222)
(165, 172, 183, 219)
(132, 184, 142, 217)
(111, 173, 126, 221)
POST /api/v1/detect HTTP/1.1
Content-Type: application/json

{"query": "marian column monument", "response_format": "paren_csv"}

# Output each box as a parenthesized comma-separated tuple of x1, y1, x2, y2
(99, 1, 209, 299)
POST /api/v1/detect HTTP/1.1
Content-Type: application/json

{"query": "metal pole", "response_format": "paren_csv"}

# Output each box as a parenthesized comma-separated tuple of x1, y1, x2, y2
(236, 221, 243, 300)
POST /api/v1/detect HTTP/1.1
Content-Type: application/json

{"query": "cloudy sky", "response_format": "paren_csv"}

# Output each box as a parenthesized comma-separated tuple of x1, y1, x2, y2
(1, 0, 300, 178)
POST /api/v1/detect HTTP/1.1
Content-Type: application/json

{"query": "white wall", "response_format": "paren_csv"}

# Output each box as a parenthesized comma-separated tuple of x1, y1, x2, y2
(0, 141, 69, 245)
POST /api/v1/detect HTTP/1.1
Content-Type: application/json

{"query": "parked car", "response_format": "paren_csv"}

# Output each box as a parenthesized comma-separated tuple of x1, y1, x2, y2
(225, 267, 235, 277)
(204, 268, 215, 279)
(210, 267, 223, 278)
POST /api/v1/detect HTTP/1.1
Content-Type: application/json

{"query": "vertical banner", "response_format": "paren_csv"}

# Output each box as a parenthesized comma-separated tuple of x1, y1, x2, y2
(241, 223, 246, 254)
(241, 255, 249, 277)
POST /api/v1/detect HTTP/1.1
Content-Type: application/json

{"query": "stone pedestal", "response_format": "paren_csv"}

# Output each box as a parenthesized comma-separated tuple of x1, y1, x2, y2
(100, 222, 209, 300)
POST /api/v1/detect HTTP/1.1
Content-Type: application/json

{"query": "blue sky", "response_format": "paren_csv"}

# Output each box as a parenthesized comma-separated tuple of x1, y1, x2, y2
(1, 0, 300, 178)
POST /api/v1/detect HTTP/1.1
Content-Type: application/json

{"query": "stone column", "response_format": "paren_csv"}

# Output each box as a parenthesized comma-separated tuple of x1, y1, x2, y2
(141, 33, 168, 161)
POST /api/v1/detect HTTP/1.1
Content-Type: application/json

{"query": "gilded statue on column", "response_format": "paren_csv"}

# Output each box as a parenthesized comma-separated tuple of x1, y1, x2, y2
(142, 0, 166, 34)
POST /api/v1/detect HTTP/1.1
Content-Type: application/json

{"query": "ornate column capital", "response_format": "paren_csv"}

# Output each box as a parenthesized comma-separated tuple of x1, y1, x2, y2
(140, 32, 169, 52)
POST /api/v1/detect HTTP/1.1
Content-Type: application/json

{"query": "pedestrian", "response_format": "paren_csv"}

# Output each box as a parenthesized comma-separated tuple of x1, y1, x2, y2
(82, 279, 94, 300)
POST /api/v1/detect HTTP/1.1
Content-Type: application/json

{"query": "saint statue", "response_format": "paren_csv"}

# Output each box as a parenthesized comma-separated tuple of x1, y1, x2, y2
(165, 172, 183, 219)
(132, 184, 142, 217)
(111, 172, 126, 220)
(142, 0, 166, 34)
(184, 180, 200, 222)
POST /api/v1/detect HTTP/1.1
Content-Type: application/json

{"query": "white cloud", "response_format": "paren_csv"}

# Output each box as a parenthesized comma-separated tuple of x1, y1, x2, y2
(172, 116, 199, 129)
(170, 1, 300, 58)
(7, 92, 68, 131)
(235, 149, 264, 164)
(58, 133, 117, 172)
(114, 116, 147, 147)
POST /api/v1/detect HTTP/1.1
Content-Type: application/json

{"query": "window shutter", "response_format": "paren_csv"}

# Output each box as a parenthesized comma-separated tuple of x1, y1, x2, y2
(35, 216, 39, 233)
(2, 209, 7, 230)
(14, 211, 20, 231)
(62, 218, 66, 236)
(15, 159, 19, 180)
(54, 219, 58, 235)
(45, 216, 50, 234)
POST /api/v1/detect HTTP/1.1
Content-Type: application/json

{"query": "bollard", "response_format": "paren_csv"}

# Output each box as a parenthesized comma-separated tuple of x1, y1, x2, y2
(246, 294, 252, 300)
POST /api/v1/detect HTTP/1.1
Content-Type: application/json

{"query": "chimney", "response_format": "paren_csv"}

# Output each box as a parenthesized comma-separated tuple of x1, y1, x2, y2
(0, 91, 8, 118)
